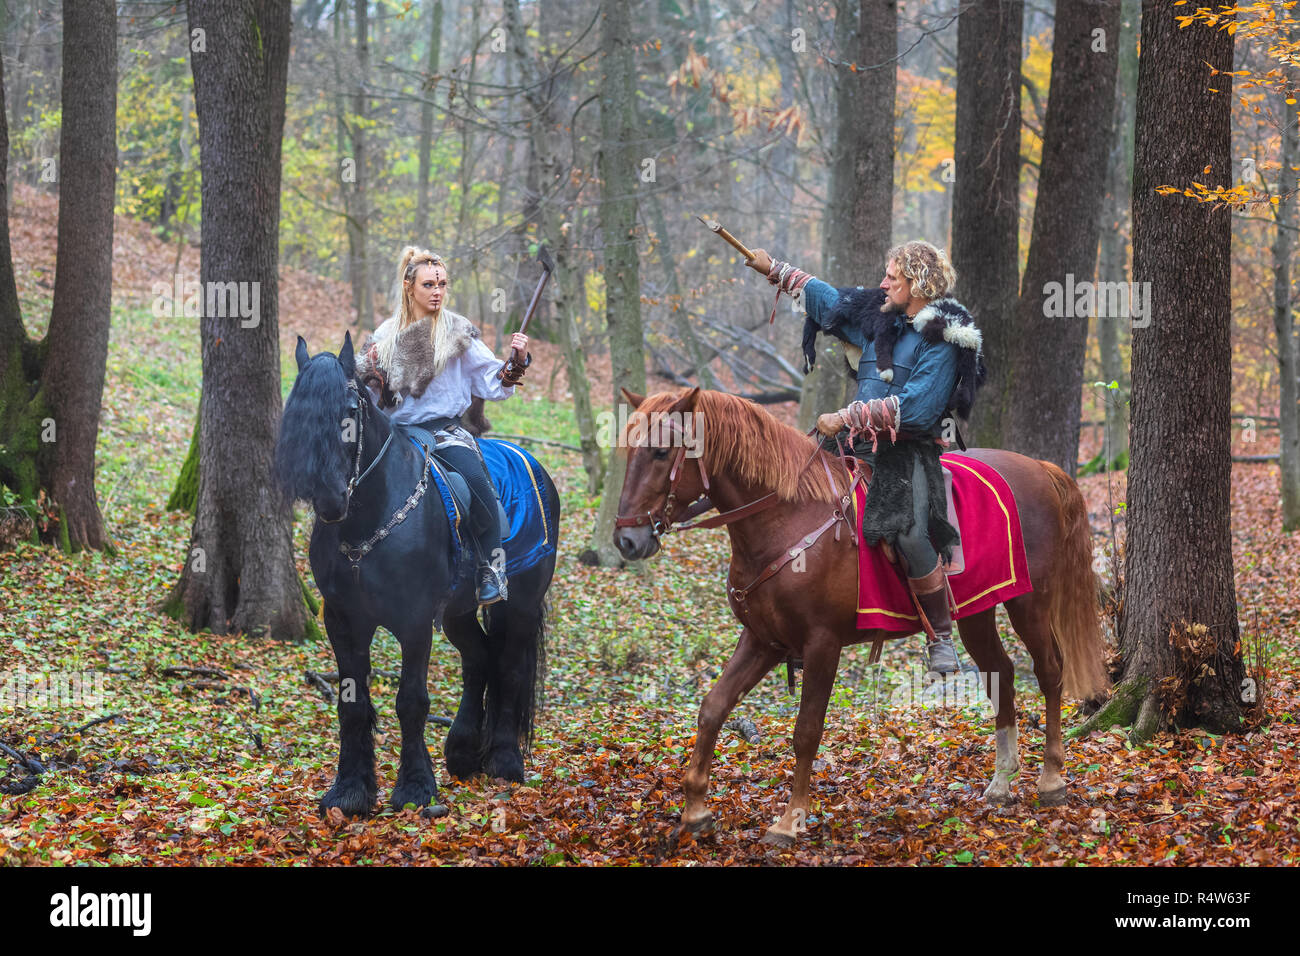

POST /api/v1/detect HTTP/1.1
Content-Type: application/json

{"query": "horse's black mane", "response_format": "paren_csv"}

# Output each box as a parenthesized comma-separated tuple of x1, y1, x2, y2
(275, 354, 355, 504)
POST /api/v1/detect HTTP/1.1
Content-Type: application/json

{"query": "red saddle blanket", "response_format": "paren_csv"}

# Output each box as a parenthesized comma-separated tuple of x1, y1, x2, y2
(854, 453, 1032, 632)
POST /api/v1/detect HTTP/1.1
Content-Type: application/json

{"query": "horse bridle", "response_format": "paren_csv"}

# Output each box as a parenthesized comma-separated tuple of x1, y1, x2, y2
(613, 417, 715, 538)
(315, 380, 394, 525)
(613, 420, 838, 539)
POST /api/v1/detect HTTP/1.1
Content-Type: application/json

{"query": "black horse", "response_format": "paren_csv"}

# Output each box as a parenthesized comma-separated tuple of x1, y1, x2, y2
(274, 333, 559, 815)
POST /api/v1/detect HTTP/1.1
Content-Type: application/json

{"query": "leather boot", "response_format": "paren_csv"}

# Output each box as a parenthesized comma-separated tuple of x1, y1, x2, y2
(477, 561, 508, 605)
(908, 558, 959, 675)
(470, 525, 508, 606)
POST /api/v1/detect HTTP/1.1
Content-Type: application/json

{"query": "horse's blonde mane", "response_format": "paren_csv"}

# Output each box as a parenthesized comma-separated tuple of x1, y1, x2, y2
(635, 389, 846, 504)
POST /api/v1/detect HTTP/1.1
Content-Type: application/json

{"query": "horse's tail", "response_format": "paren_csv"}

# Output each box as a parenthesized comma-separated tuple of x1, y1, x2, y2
(480, 592, 548, 757)
(1039, 460, 1109, 701)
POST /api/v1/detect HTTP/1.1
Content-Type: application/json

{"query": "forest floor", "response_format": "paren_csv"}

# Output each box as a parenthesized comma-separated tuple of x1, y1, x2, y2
(1, 187, 1299, 866)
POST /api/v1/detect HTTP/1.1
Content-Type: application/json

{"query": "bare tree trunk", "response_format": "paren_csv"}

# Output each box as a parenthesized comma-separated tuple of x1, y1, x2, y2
(1111, 0, 1242, 740)
(1275, 66, 1300, 529)
(952, 0, 1022, 447)
(351, 0, 371, 321)
(647, 192, 718, 391)
(0, 1, 117, 553)
(585, 0, 645, 568)
(803, 0, 896, 428)
(1095, 0, 1139, 471)
(1004, 0, 1120, 474)
(453, 0, 481, 281)
(165, 0, 307, 641)
(414, 0, 443, 243)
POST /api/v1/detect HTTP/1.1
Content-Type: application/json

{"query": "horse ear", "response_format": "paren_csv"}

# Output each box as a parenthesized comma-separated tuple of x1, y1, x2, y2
(339, 331, 355, 377)
(295, 336, 309, 372)
(620, 387, 645, 409)
(671, 386, 700, 412)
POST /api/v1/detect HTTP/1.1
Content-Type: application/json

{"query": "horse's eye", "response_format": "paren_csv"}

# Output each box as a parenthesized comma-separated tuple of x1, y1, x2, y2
(652, 447, 670, 460)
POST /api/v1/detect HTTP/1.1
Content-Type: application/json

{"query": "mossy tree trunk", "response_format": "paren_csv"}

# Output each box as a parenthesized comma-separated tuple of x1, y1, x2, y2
(167, 410, 200, 513)
(0, 3, 117, 553)
(164, 0, 308, 641)
(585, 0, 646, 568)
(1109, 0, 1243, 743)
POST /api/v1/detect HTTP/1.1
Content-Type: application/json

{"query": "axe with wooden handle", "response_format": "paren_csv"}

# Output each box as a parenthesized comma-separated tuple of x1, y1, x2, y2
(499, 245, 554, 384)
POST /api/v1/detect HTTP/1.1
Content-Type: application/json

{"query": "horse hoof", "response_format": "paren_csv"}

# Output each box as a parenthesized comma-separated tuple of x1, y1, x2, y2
(444, 726, 482, 779)
(445, 753, 483, 781)
(760, 829, 796, 848)
(390, 777, 440, 812)
(982, 787, 1015, 806)
(683, 815, 715, 836)
(1038, 786, 1068, 807)
(320, 780, 377, 818)
(483, 749, 525, 783)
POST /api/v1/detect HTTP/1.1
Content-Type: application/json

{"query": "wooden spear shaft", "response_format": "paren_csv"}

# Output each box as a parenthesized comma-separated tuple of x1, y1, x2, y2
(696, 216, 756, 261)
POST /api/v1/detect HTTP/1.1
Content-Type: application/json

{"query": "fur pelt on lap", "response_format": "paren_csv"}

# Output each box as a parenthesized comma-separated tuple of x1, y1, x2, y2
(857, 437, 958, 563)
(354, 309, 479, 409)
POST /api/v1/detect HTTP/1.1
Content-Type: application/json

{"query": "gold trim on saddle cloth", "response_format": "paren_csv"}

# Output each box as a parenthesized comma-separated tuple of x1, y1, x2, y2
(498, 441, 550, 545)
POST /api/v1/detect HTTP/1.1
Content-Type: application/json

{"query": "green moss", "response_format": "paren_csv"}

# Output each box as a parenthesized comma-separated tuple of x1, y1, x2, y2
(301, 574, 321, 616)
(1069, 674, 1148, 739)
(166, 413, 199, 512)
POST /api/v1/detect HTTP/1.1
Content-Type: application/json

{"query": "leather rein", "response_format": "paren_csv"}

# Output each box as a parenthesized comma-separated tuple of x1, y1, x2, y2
(614, 422, 863, 607)
(316, 380, 435, 581)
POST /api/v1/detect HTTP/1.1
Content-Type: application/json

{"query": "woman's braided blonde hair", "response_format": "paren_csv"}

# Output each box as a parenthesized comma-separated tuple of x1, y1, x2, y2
(886, 240, 957, 301)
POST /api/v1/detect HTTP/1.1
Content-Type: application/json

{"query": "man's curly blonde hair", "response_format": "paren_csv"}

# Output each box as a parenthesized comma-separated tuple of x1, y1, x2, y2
(887, 240, 957, 301)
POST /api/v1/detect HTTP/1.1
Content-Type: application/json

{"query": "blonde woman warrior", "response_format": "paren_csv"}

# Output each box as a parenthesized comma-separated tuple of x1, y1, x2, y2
(355, 247, 530, 605)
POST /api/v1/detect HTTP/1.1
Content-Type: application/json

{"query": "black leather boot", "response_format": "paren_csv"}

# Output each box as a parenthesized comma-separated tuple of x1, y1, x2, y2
(472, 521, 508, 606)
(477, 561, 507, 605)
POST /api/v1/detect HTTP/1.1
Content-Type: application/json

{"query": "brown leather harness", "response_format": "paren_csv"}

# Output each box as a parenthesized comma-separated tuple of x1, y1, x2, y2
(614, 422, 864, 614)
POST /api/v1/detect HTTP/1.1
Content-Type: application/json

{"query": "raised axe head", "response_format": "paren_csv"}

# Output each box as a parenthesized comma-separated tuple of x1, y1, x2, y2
(537, 244, 555, 275)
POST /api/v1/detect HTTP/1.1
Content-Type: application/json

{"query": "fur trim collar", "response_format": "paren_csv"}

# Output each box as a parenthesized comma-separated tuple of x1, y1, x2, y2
(355, 309, 479, 407)
(910, 297, 982, 354)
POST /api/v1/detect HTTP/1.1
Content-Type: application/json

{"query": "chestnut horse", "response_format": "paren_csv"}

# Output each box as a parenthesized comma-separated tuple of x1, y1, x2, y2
(613, 387, 1108, 845)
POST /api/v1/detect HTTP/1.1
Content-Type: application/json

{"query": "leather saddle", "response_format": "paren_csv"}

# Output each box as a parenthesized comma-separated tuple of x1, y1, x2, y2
(402, 423, 509, 539)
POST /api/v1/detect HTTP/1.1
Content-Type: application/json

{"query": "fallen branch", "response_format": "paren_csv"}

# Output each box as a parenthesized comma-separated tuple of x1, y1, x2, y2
(427, 715, 454, 727)
(303, 670, 336, 704)
(723, 717, 761, 744)
(185, 680, 228, 691)
(482, 434, 583, 454)
(161, 665, 230, 680)
(46, 713, 123, 745)
(224, 686, 261, 711)
(0, 741, 44, 775)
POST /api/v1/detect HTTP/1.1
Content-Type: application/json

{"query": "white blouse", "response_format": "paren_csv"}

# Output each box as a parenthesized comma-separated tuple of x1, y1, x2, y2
(370, 336, 516, 425)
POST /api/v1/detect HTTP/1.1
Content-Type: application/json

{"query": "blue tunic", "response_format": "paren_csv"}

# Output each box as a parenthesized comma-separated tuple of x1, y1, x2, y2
(801, 278, 959, 435)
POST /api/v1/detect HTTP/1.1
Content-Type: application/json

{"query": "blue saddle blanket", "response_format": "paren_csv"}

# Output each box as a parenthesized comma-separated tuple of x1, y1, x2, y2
(407, 435, 557, 577)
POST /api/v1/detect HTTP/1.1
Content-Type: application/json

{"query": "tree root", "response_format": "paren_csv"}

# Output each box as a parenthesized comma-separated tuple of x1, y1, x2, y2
(1069, 674, 1148, 739)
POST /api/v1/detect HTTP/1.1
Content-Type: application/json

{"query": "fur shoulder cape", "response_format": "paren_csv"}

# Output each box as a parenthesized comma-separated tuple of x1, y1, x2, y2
(355, 308, 480, 407)
(802, 288, 987, 420)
